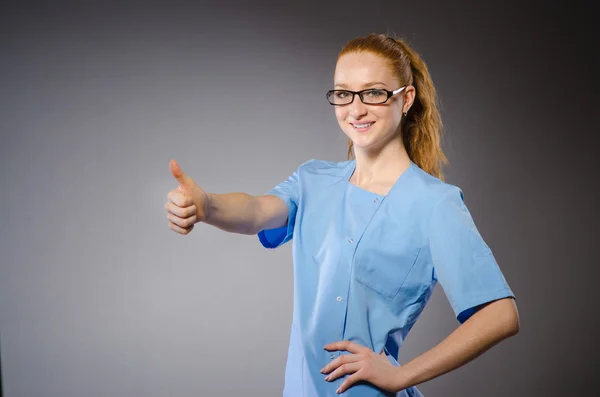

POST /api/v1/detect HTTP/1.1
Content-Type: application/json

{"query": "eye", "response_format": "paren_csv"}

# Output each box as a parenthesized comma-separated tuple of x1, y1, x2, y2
(335, 91, 350, 98)
(365, 89, 385, 97)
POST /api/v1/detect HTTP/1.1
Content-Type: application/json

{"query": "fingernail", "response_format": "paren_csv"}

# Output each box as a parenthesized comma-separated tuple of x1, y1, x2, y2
(336, 387, 341, 394)
(324, 375, 330, 381)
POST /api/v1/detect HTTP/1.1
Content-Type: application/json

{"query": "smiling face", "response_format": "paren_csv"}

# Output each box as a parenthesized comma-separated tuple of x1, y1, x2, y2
(333, 51, 412, 153)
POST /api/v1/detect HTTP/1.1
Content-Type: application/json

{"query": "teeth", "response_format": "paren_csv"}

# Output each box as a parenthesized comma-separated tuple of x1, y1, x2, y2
(354, 123, 373, 128)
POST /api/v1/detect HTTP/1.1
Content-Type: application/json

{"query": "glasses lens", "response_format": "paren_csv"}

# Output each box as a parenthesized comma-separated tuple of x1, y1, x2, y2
(328, 90, 353, 105)
(361, 89, 388, 104)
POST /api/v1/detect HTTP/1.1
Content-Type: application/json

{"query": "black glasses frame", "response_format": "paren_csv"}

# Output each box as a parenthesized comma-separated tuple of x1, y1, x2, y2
(326, 86, 406, 106)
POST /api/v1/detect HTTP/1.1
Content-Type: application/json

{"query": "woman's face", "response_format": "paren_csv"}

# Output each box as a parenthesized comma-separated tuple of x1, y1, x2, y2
(333, 51, 412, 153)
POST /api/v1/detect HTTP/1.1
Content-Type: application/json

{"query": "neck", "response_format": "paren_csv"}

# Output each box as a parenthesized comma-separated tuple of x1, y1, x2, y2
(351, 139, 411, 186)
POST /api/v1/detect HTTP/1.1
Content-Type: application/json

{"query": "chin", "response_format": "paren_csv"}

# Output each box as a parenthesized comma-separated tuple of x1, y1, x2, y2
(349, 133, 395, 154)
(349, 139, 379, 153)
(346, 132, 377, 147)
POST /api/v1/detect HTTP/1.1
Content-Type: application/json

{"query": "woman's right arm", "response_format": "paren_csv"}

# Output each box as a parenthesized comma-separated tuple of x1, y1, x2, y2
(165, 159, 288, 236)
(204, 193, 288, 235)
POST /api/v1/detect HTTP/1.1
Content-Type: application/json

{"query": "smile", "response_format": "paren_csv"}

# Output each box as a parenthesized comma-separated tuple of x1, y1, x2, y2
(351, 121, 375, 132)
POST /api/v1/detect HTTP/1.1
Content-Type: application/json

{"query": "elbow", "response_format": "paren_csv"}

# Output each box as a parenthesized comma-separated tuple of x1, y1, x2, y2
(505, 312, 520, 338)
(478, 298, 520, 339)
(500, 298, 520, 338)
(510, 310, 520, 336)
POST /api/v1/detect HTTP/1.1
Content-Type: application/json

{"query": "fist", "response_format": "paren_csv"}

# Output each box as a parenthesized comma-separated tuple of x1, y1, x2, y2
(165, 159, 209, 235)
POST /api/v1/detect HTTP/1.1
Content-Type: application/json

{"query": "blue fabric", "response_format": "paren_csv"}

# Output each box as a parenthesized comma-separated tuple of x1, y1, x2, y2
(258, 159, 514, 397)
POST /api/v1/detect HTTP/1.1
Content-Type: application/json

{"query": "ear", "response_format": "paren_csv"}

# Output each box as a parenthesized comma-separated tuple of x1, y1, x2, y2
(402, 85, 416, 114)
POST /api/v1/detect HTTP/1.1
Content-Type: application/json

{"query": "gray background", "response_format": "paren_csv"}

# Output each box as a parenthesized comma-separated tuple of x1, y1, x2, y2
(1, 1, 598, 396)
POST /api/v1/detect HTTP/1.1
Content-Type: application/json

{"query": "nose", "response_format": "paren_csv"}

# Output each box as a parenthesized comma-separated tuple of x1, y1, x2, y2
(348, 95, 368, 119)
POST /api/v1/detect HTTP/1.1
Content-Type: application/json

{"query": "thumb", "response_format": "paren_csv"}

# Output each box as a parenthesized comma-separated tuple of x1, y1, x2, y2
(170, 159, 196, 192)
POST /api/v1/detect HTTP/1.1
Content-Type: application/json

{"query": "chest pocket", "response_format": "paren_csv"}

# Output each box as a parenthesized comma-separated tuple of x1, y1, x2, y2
(353, 224, 422, 300)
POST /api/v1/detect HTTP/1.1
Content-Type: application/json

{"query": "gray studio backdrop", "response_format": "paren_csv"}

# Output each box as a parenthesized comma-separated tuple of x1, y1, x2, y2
(1, 2, 597, 396)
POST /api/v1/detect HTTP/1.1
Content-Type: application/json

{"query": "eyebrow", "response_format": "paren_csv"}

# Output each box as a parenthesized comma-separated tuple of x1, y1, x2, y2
(334, 81, 388, 89)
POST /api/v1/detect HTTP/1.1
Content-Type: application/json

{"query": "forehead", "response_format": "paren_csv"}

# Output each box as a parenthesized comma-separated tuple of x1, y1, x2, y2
(334, 51, 397, 87)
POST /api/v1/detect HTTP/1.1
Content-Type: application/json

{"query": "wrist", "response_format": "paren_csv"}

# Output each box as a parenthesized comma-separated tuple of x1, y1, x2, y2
(392, 366, 412, 393)
(204, 192, 214, 223)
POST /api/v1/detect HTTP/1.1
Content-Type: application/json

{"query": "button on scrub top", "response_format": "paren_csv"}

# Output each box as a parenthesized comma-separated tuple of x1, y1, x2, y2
(258, 159, 515, 397)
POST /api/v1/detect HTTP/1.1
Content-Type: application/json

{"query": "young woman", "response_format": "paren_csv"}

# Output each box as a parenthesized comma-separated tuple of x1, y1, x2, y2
(165, 33, 519, 397)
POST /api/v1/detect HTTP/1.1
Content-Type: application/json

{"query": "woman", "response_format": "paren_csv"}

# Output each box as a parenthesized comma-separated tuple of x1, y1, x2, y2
(165, 33, 519, 396)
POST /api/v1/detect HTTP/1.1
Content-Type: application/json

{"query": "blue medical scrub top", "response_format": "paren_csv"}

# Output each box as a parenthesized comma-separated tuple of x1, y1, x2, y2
(257, 159, 515, 397)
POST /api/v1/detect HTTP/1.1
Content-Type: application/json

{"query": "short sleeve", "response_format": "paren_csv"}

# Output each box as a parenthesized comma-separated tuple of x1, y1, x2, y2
(257, 168, 300, 249)
(429, 187, 515, 323)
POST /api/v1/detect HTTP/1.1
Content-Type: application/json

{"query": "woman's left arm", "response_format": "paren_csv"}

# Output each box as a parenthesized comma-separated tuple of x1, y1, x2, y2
(390, 297, 519, 391)
(323, 297, 519, 393)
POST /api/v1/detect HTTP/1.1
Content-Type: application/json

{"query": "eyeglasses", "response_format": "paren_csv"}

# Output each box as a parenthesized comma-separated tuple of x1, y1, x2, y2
(326, 86, 406, 105)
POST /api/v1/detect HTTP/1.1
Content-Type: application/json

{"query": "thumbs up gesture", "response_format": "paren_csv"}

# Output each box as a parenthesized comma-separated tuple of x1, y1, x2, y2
(165, 159, 210, 235)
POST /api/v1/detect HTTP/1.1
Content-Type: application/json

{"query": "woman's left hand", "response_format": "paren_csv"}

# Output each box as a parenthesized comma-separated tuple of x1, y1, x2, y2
(321, 341, 403, 394)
